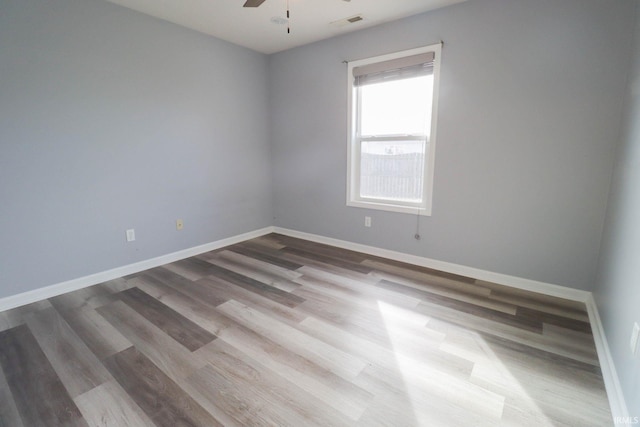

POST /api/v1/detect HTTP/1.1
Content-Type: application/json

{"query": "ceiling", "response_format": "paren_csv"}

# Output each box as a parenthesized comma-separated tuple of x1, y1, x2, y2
(103, 0, 465, 54)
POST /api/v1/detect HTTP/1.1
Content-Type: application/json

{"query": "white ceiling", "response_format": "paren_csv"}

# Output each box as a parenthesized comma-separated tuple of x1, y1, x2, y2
(103, 0, 465, 54)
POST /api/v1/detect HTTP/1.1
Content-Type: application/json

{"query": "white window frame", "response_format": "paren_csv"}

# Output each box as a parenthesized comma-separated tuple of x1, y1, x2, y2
(346, 43, 442, 216)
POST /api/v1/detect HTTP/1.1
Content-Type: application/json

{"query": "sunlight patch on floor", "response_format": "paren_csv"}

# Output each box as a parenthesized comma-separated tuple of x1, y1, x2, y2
(377, 301, 506, 425)
(438, 326, 556, 426)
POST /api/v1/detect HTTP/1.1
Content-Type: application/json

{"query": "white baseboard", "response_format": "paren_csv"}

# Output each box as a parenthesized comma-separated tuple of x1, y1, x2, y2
(585, 295, 630, 424)
(1, 225, 589, 310)
(273, 227, 590, 302)
(0, 226, 274, 312)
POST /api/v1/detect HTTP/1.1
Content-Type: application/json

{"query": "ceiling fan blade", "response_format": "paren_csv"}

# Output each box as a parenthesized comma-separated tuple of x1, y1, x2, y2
(243, 0, 267, 7)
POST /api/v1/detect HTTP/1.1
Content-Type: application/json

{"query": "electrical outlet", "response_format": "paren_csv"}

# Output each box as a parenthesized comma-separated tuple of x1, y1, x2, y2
(176, 219, 184, 230)
(365, 216, 372, 227)
(631, 322, 640, 356)
(126, 229, 135, 242)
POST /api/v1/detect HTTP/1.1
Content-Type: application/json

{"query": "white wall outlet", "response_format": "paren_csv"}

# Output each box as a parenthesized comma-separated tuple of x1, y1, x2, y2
(631, 322, 640, 356)
(126, 229, 136, 242)
(176, 219, 184, 230)
(365, 216, 372, 227)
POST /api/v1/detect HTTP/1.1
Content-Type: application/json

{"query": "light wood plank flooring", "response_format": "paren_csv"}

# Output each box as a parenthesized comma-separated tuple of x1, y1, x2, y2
(0, 233, 612, 426)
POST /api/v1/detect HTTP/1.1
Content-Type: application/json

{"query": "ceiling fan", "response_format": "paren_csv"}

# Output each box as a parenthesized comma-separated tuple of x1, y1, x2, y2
(243, 0, 268, 7)
(244, 0, 292, 33)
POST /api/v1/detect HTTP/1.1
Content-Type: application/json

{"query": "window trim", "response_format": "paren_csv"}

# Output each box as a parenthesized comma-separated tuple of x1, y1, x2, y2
(346, 43, 442, 216)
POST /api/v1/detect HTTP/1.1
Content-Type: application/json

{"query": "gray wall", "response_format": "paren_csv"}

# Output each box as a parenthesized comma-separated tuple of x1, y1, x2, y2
(593, 1, 640, 416)
(269, 0, 635, 290)
(1, 0, 637, 299)
(0, 0, 272, 298)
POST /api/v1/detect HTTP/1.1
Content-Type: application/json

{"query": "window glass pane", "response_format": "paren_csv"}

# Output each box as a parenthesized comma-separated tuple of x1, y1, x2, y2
(359, 139, 426, 202)
(360, 75, 433, 137)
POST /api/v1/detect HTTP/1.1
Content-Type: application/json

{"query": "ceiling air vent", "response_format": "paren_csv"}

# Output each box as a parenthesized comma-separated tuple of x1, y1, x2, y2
(330, 14, 365, 28)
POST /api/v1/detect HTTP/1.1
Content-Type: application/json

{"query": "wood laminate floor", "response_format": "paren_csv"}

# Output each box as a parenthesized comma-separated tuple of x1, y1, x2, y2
(0, 233, 612, 426)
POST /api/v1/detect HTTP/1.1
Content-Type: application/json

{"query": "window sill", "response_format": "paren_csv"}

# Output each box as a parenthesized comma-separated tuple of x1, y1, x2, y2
(347, 199, 432, 216)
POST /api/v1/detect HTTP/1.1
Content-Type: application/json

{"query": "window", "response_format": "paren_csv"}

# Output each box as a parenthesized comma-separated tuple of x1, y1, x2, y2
(347, 44, 441, 216)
